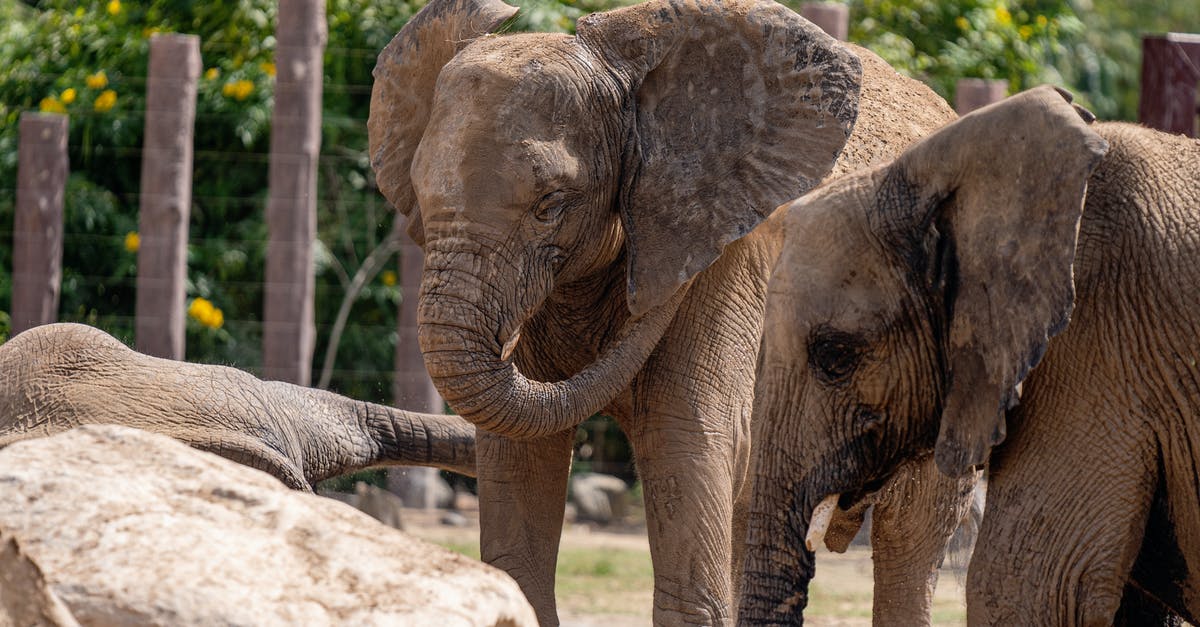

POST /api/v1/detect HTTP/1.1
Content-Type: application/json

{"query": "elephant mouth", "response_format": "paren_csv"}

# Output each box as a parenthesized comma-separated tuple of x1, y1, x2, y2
(837, 475, 889, 510)
(806, 476, 891, 553)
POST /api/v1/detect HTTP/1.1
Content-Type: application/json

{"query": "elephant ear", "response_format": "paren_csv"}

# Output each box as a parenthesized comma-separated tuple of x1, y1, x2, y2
(888, 86, 1109, 477)
(367, 0, 517, 245)
(576, 0, 862, 316)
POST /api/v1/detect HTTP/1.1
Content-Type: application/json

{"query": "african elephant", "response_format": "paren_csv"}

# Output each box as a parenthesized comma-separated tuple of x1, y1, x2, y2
(740, 84, 1200, 624)
(367, 0, 977, 621)
(0, 323, 475, 490)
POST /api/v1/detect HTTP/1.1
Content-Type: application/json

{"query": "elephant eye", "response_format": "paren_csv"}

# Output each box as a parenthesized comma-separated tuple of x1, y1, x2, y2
(534, 191, 566, 223)
(808, 328, 865, 383)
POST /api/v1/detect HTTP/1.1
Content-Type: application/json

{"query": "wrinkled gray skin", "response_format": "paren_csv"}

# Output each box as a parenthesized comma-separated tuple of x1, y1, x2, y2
(367, 0, 974, 622)
(0, 324, 475, 490)
(741, 85, 1200, 624)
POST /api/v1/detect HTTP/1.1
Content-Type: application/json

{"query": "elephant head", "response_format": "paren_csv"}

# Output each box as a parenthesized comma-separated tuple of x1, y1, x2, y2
(368, 0, 862, 437)
(740, 86, 1110, 622)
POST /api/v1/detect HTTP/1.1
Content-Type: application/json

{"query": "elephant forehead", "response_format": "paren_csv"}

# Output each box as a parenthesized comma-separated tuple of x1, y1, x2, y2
(774, 178, 899, 331)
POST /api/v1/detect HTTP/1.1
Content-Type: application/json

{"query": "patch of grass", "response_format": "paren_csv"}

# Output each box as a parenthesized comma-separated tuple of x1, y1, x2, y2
(437, 541, 481, 561)
(555, 546, 654, 616)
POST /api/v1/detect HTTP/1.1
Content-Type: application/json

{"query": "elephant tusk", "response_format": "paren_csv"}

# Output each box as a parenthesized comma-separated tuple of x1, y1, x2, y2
(500, 326, 522, 362)
(805, 494, 840, 552)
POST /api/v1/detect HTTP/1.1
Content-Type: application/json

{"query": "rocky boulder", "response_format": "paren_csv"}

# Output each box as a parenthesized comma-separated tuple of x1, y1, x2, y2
(0, 425, 535, 626)
(569, 472, 630, 525)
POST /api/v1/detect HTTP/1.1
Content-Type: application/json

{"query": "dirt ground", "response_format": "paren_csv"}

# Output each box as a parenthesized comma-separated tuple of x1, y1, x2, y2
(402, 507, 966, 626)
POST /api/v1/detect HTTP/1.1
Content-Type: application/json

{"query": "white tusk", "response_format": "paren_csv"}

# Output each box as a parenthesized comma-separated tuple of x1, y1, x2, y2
(805, 494, 840, 552)
(500, 327, 522, 362)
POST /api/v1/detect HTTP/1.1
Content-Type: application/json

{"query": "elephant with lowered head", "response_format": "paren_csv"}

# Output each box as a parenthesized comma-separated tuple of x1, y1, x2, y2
(368, 0, 977, 622)
(742, 84, 1200, 624)
(0, 323, 475, 490)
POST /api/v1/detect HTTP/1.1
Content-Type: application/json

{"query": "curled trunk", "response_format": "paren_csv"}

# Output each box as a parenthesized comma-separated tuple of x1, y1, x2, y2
(417, 272, 687, 439)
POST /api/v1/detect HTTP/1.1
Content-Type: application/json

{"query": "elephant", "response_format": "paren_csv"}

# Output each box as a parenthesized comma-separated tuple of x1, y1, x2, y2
(739, 83, 1200, 624)
(366, 0, 979, 622)
(0, 323, 475, 490)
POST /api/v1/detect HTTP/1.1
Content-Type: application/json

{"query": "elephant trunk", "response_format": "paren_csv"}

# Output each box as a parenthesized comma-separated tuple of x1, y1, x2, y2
(356, 401, 476, 477)
(740, 475, 819, 624)
(291, 385, 476, 484)
(417, 256, 686, 440)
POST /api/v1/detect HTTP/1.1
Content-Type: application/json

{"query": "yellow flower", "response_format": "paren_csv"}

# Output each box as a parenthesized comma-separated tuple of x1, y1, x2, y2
(1036, 14, 1048, 27)
(222, 79, 254, 101)
(86, 71, 108, 89)
(994, 6, 1012, 26)
(259, 61, 276, 77)
(188, 298, 225, 329)
(123, 231, 140, 253)
(60, 88, 76, 104)
(106, 0, 121, 16)
(74, 7, 84, 17)
(1018, 25, 1033, 39)
(955, 16, 970, 30)
(380, 270, 397, 286)
(39, 96, 65, 114)
(93, 89, 117, 113)
(204, 67, 220, 81)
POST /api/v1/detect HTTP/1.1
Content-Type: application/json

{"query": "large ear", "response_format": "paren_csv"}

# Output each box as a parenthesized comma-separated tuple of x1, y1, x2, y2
(887, 86, 1109, 477)
(576, 0, 862, 316)
(367, 0, 517, 246)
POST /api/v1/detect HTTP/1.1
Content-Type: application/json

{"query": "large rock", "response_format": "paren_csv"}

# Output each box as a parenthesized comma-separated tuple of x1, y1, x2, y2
(569, 472, 629, 525)
(0, 425, 535, 626)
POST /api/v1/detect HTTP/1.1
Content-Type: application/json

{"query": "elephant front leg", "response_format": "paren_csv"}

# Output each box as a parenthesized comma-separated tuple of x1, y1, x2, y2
(476, 427, 575, 626)
(623, 410, 745, 626)
(869, 455, 980, 626)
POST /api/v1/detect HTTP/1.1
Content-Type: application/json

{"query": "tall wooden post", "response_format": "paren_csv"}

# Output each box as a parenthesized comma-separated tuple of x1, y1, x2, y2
(800, 2, 849, 41)
(136, 34, 201, 360)
(1140, 34, 1200, 138)
(11, 113, 68, 335)
(263, 0, 326, 384)
(955, 78, 1007, 115)
(388, 231, 448, 508)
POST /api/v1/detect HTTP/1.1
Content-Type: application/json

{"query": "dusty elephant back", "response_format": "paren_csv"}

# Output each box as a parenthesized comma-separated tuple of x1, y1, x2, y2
(1075, 122, 1200, 296)
(831, 44, 957, 177)
(0, 324, 136, 436)
(0, 324, 271, 449)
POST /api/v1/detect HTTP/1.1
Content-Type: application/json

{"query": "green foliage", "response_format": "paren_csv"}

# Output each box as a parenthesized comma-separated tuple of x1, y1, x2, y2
(835, 0, 1081, 103)
(0, 0, 424, 402)
(1048, 0, 1196, 120)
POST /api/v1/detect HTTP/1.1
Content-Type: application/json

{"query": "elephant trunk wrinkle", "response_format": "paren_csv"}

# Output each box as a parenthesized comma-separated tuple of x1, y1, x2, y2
(359, 402, 477, 477)
(417, 275, 689, 439)
(739, 473, 822, 624)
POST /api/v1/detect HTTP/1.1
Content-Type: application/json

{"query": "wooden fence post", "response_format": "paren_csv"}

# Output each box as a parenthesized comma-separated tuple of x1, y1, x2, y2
(388, 232, 448, 508)
(11, 113, 68, 335)
(955, 78, 1008, 115)
(800, 2, 849, 41)
(1139, 34, 1200, 138)
(136, 34, 201, 360)
(263, 0, 326, 384)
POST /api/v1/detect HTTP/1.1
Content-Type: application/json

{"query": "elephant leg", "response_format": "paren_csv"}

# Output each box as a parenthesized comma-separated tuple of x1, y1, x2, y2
(623, 409, 740, 626)
(869, 455, 979, 626)
(966, 398, 1157, 625)
(476, 427, 574, 626)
